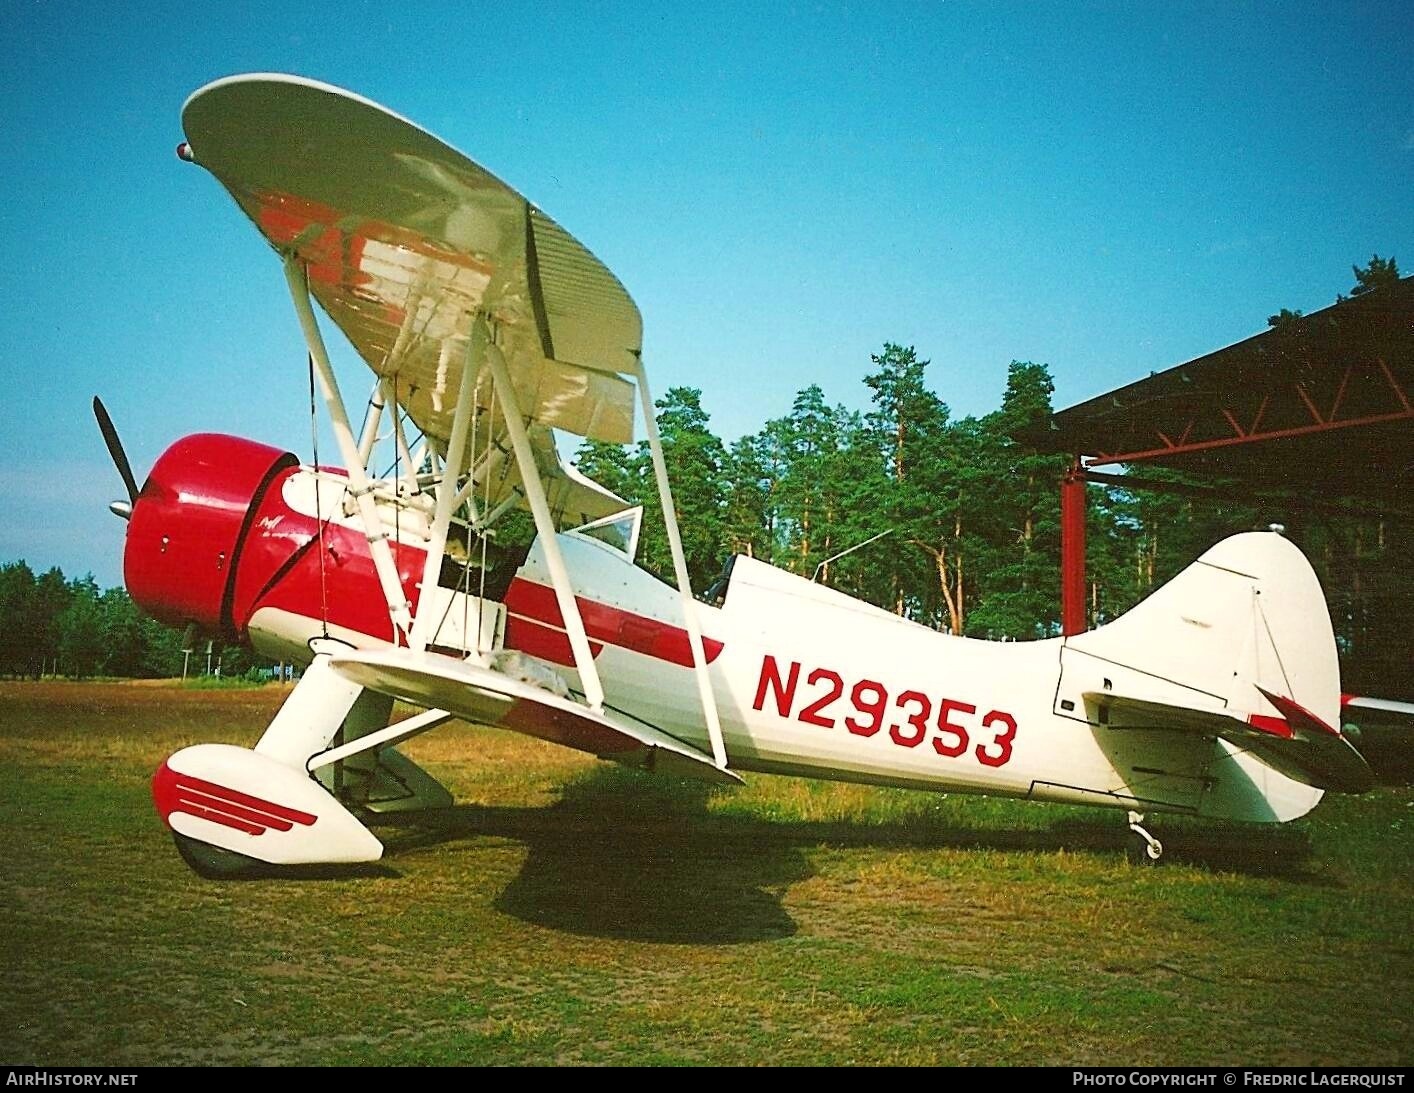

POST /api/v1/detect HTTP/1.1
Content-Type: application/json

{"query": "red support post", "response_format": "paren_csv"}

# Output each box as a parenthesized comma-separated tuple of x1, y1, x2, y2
(1061, 464, 1087, 636)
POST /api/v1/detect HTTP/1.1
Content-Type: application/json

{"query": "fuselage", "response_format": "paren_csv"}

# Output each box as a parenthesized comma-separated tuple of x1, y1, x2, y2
(494, 536, 1287, 821)
(124, 435, 1321, 825)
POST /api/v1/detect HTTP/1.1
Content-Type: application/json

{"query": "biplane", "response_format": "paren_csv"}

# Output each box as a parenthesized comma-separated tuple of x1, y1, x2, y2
(99, 74, 1374, 876)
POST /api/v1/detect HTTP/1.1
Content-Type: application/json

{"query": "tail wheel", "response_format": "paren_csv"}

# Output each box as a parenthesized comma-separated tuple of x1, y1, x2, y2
(1125, 828, 1164, 866)
(172, 832, 263, 879)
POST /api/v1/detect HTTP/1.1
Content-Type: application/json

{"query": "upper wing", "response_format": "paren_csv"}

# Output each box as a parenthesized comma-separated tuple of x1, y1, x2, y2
(181, 73, 641, 455)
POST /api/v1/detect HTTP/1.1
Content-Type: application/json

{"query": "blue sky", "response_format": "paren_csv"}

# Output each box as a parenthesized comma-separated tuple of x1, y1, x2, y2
(3, 1, 1410, 586)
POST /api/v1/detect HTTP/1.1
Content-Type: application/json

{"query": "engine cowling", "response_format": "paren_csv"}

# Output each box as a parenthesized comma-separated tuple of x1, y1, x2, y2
(123, 433, 296, 633)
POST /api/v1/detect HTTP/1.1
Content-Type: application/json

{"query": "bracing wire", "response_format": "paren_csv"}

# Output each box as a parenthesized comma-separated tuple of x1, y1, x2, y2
(478, 323, 496, 621)
(477, 374, 492, 615)
(469, 364, 486, 656)
(392, 374, 401, 546)
(423, 340, 481, 658)
(307, 350, 330, 639)
(476, 364, 495, 653)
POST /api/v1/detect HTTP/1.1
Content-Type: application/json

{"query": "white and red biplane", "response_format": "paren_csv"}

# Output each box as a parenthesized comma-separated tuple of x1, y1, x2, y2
(102, 75, 1374, 876)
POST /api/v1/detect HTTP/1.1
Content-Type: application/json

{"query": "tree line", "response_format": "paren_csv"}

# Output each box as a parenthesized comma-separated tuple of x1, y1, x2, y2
(0, 563, 271, 680)
(575, 356, 1403, 695)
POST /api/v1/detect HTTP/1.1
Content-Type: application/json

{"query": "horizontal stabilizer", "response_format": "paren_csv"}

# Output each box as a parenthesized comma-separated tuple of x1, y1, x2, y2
(1085, 691, 1375, 795)
(328, 648, 742, 786)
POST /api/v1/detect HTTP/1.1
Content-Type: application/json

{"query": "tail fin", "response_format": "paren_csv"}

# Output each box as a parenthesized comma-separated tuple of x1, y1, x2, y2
(1056, 532, 1361, 820)
(1068, 531, 1340, 728)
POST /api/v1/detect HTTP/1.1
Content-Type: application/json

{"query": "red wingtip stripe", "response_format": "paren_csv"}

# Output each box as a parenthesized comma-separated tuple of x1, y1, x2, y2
(152, 761, 317, 836)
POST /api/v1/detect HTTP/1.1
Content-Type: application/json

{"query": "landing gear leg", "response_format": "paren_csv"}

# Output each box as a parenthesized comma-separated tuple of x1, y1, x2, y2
(1126, 810, 1163, 866)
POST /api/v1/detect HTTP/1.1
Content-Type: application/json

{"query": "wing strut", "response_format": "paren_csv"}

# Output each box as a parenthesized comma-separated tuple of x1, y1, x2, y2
(485, 336, 607, 712)
(307, 706, 456, 771)
(356, 381, 384, 469)
(408, 326, 482, 653)
(383, 375, 422, 496)
(635, 359, 728, 769)
(283, 259, 414, 642)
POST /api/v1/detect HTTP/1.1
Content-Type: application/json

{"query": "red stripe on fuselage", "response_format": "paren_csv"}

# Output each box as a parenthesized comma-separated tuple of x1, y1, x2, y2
(233, 475, 427, 644)
(503, 616, 604, 667)
(503, 578, 723, 668)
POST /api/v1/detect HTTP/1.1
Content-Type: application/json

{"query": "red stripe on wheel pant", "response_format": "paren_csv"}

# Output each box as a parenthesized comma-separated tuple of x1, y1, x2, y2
(152, 761, 317, 833)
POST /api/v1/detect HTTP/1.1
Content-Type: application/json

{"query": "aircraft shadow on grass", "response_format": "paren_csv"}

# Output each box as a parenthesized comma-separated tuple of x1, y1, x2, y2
(372, 766, 1322, 945)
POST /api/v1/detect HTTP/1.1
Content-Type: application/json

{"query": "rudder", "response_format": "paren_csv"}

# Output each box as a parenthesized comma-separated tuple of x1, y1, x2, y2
(1067, 531, 1339, 727)
(1056, 531, 1342, 821)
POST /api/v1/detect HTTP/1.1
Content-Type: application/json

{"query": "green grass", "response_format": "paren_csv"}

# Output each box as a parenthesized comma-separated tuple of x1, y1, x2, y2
(0, 680, 1409, 1066)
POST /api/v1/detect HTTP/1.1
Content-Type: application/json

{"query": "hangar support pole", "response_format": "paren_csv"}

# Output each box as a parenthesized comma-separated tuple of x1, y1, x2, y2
(1061, 462, 1087, 636)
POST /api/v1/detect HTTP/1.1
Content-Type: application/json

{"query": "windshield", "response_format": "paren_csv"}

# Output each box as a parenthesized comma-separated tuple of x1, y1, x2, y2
(567, 506, 642, 563)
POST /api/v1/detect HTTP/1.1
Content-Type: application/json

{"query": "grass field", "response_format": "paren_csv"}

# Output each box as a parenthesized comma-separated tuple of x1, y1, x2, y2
(1, 680, 1409, 1066)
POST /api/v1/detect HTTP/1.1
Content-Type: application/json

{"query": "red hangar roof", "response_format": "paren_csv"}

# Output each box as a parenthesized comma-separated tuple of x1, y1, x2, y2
(1042, 276, 1414, 511)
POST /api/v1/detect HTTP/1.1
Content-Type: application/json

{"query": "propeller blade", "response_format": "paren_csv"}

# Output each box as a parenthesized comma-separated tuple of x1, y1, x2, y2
(93, 396, 139, 504)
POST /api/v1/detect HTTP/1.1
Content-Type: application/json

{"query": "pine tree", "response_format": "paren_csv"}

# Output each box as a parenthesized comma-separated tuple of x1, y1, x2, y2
(0, 561, 37, 676)
(57, 576, 105, 678)
(1349, 254, 1400, 297)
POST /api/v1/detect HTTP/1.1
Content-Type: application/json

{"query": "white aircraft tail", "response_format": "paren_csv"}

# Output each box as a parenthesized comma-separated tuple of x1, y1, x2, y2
(1055, 532, 1367, 820)
(1069, 531, 1340, 725)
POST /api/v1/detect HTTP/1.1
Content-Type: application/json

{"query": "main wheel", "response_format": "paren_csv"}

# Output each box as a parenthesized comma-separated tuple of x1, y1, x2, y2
(172, 831, 264, 879)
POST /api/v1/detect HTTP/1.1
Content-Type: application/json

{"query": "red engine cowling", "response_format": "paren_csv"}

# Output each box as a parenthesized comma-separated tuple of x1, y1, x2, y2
(124, 434, 297, 633)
